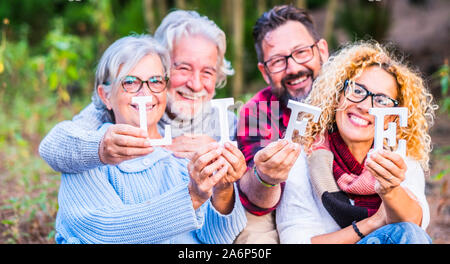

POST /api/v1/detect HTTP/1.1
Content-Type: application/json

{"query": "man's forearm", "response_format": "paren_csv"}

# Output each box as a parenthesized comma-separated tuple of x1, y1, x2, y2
(39, 102, 109, 173)
(39, 121, 106, 173)
(239, 169, 281, 209)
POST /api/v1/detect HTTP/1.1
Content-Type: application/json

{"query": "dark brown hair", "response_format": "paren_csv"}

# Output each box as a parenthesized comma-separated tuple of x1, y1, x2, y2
(253, 4, 320, 62)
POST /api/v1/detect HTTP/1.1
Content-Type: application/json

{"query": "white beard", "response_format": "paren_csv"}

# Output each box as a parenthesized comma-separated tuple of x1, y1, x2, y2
(166, 92, 207, 121)
(166, 86, 214, 121)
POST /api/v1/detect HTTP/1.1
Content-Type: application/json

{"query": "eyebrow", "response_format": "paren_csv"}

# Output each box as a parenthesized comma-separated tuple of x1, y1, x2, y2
(354, 81, 394, 98)
(204, 66, 217, 72)
(267, 43, 312, 59)
(173, 62, 190, 67)
(174, 61, 216, 72)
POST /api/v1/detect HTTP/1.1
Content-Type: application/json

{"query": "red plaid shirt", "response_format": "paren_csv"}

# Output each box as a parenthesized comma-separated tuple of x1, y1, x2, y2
(237, 86, 291, 215)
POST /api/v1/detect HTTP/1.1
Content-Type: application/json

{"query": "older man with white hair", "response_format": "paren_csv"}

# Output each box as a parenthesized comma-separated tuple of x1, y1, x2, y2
(39, 10, 247, 186)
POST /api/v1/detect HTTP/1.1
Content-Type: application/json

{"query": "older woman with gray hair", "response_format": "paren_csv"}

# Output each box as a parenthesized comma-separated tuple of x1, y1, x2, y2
(54, 34, 246, 244)
(39, 10, 246, 184)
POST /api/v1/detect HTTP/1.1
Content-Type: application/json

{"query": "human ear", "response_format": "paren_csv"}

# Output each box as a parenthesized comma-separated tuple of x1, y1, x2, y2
(316, 38, 329, 62)
(97, 85, 112, 110)
(257, 62, 271, 85)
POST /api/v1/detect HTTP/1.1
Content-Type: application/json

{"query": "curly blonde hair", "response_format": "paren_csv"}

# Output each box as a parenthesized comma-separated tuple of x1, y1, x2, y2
(295, 41, 437, 171)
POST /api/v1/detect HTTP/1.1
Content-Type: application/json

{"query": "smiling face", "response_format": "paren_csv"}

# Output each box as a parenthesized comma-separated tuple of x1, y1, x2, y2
(99, 53, 167, 137)
(257, 20, 328, 103)
(335, 66, 399, 149)
(166, 35, 218, 120)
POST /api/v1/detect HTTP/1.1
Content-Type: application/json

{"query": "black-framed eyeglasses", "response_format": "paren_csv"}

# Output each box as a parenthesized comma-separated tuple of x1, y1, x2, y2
(263, 42, 318, 74)
(119, 75, 169, 93)
(343, 79, 399, 108)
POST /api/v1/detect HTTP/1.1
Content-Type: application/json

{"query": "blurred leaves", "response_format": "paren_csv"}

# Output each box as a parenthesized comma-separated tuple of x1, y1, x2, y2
(433, 169, 450, 181)
(433, 60, 450, 115)
(44, 18, 85, 102)
(337, 0, 391, 42)
(0, 10, 93, 243)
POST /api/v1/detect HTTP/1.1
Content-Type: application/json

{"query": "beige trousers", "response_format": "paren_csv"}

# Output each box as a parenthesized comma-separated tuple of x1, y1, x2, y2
(234, 210, 279, 244)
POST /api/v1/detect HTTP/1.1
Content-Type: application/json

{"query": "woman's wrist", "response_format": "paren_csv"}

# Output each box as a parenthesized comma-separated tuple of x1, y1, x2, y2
(378, 186, 423, 225)
(352, 221, 365, 239)
(212, 184, 235, 215)
(365, 213, 385, 232)
(377, 184, 403, 200)
(214, 181, 234, 193)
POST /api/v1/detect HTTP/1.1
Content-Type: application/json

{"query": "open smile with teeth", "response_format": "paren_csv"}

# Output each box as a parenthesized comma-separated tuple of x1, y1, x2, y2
(177, 91, 203, 101)
(131, 103, 156, 111)
(348, 113, 371, 127)
(287, 75, 309, 85)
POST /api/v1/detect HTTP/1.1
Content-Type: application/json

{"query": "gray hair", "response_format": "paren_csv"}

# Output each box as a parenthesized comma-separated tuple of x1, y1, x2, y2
(154, 10, 234, 89)
(92, 34, 170, 110)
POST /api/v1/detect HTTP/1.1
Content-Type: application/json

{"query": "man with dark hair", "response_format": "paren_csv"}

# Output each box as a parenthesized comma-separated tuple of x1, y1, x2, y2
(235, 4, 329, 243)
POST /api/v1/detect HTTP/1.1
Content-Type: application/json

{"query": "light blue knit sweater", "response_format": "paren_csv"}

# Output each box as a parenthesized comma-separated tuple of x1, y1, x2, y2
(55, 124, 246, 244)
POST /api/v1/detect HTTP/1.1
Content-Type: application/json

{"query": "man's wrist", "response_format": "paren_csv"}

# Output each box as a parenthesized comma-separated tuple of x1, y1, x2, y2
(253, 165, 278, 187)
(237, 169, 283, 212)
(254, 164, 283, 187)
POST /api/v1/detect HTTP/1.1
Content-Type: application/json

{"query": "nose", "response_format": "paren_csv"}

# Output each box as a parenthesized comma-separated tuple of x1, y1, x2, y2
(356, 96, 373, 112)
(186, 71, 203, 92)
(285, 56, 306, 75)
(137, 82, 153, 96)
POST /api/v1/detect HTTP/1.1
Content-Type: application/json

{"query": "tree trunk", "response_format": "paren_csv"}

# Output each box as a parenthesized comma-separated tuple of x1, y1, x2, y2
(143, 0, 155, 33)
(257, 0, 266, 16)
(323, 0, 338, 44)
(231, 0, 244, 98)
(221, 0, 232, 33)
(296, 0, 307, 9)
(157, 0, 168, 24)
(175, 0, 186, 9)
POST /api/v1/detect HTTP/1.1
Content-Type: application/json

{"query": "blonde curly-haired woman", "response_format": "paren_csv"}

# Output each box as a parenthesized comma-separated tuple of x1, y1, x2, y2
(276, 41, 436, 244)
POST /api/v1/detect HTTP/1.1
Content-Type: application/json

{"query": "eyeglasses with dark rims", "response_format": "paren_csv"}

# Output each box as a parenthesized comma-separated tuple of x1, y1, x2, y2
(343, 79, 399, 108)
(263, 42, 318, 74)
(122, 75, 169, 93)
(103, 75, 169, 94)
